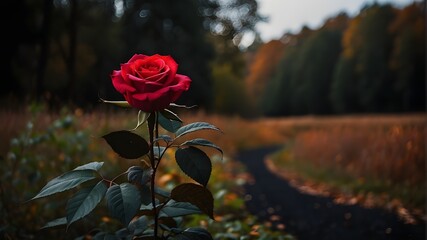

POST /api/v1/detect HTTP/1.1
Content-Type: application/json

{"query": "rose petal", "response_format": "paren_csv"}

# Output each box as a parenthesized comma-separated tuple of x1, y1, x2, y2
(128, 74, 164, 93)
(112, 71, 136, 93)
(161, 55, 178, 85)
(128, 54, 148, 63)
(146, 67, 169, 82)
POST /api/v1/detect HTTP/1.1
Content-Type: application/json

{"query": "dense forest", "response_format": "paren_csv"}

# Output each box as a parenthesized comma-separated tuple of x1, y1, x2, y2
(1, 1, 425, 116)
(247, 2, 425, 116)
(1, 0, 264, 111)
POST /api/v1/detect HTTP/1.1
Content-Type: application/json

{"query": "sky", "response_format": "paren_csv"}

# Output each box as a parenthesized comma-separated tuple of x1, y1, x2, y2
(247, 0, 422, 45)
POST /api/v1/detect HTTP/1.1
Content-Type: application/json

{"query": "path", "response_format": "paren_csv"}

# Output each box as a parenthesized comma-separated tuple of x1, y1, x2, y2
(236, 146, 425, 240)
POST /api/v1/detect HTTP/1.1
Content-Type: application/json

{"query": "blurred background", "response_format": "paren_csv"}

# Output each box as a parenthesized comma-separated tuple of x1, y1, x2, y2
(1, 0, 424, 116)
(0, 0, 425, 239)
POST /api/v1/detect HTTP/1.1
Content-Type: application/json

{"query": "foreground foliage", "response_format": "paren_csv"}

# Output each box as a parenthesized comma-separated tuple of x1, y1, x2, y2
(0, 106, 293, 239)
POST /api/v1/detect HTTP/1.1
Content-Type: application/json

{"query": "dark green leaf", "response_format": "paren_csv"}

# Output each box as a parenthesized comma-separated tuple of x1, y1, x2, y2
(159, 201, 202, 218)
(106, 183, 141, 226)
(153, 146, 166, 159)
(161, 109, 183, 122)
(171, 183, 214, 219)
(159, 217, 178, 229)
(103, 130, 149, 159)
(154, 187, 170, 198)
(180, 139, 223, 157)
(175, 147, 211, 186)
(175, 122, 221, 139)
(115, 228, 131, 239)
(159, 111, 182, 133)
(128, 216, 150, 235)
(32, 170, 96, 200)
(170, 227, 213, 240)
(66, 181, 108, 228)
(139, 185, 152, 205)
(73, 162, 104, 171)
(127, 166, 152, 185)
(41, 217, 67, 229)
(155, 135, 173, 144)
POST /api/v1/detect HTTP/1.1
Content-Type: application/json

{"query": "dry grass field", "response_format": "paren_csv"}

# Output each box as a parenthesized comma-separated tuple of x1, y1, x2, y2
(0, 106, 425, 238)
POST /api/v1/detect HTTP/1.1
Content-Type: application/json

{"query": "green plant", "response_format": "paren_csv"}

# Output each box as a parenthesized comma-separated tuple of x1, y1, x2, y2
(30, 54, 224, 239)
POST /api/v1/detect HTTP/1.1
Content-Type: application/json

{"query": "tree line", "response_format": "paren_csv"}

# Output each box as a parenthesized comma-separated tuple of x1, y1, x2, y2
(245, 2, 425, 116)
(1, 0, 264, 111)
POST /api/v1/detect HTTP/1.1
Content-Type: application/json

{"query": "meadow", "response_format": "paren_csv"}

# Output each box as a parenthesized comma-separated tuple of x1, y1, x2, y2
(0, 105, 424, 239)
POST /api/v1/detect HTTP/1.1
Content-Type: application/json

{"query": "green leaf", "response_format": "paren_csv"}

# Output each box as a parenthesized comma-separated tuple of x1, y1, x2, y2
(159, 111, 182, 133)
(153, 146, 166, 159)
(41, 217, 67, 229)
(132, 111, 150, 130)
(73, 162, 104, 171)
(66, 181, 108, 228)
(161, 109, 183, 122)
(154, 135, 174, 144)
(127, 166, 152, 185)
(169, 103, 197, 109)
(170, 227, 213, 240)
(159, 201, 202, 218)
(180, 139, 223, 157)
(106, 183, 141, 226)
(32, 170, 96, 200)
(115, 228, 131, 239)
(175, 147, 211, 186)
(128, 216, 150, 235)
(175, 122, 221, 139)
(103, 130, 149, 159)
(154, 187, 170, 198)
(171, 183, 214, 219)
(99, 98, 131, 108)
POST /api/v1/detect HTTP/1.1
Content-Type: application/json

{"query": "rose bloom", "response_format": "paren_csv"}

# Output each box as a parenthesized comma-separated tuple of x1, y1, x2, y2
(111, 54, 191, 112)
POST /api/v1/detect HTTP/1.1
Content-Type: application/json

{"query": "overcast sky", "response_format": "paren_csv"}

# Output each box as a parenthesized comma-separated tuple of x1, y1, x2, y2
(251, 0, 421, 44)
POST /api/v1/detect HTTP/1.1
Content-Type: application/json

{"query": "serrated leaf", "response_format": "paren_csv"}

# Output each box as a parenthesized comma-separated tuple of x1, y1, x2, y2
(74, 162, 104, 171)
(41, 217, 67, 229)
(175, 147, 211, 186)
(66, 181, 108, 228)
(159, 201, 202, 218)
(171, 183, 214, 219)
(32, 170, 96, 200)
(103, 130, 149, 159)
(175, 122, 221, 139)
(180, 139, 223, 157)
(159, 111, 182, 133)
(106, 183, 141, 226)
(170, 227, 213, 240)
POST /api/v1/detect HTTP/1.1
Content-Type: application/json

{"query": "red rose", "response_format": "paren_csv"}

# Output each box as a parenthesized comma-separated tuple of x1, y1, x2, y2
(111, 54, 191, 112)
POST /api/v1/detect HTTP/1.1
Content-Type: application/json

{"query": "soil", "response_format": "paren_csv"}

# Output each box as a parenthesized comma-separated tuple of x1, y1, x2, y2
(236, 146, 426, 240)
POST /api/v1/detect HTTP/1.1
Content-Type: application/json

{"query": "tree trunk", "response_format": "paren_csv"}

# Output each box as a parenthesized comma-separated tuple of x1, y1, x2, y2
(35, 0, 53, 101)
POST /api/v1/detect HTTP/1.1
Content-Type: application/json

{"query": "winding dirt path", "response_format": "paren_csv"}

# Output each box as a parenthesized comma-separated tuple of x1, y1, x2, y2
(236, 146, 425, 240)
